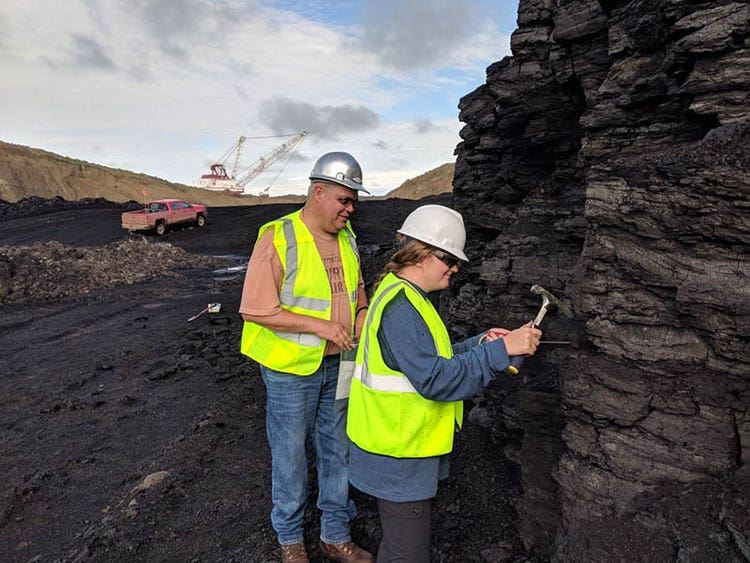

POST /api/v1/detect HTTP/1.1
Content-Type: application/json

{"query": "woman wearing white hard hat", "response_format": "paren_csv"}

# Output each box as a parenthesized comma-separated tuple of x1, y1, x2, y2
(346, 204, 541, 562)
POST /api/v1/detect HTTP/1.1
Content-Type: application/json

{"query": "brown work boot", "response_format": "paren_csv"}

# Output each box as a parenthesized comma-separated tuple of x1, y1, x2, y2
(280, 542, 309, 563)
(319, 540, 375, 562)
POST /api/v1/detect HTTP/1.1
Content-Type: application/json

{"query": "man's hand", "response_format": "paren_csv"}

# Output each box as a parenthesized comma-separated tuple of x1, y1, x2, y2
(242, 310, 354, 350)
(315, 319, 355, 350)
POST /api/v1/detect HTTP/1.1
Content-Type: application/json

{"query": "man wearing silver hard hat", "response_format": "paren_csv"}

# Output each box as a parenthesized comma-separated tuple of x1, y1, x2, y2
(240, 152, 374, 562)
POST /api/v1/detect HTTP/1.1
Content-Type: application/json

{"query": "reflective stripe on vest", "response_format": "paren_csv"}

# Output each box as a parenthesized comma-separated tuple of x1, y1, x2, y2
(346, 273, 463, 458)
(352, 363, 418, 393)
(240, 209, 360, 375)
(279, 217, 357, 307)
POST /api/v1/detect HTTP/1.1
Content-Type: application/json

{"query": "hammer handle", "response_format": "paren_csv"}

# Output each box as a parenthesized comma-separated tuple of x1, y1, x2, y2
(505, 354, 524, 375)
(504, 314, 545, 375)
(532, 307, 548, 329)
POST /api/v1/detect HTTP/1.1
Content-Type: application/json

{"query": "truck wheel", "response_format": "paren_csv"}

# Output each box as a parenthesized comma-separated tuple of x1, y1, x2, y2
(196, 214, 206, 228)
(155, 221, 166, 236)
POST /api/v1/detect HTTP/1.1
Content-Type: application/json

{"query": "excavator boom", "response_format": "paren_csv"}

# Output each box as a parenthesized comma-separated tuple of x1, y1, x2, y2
(236, 131, 308, 188)
(196, 131, 308, 194)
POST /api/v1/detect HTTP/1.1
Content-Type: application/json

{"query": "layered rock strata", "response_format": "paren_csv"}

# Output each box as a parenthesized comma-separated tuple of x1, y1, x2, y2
(453, 0, 749, 560)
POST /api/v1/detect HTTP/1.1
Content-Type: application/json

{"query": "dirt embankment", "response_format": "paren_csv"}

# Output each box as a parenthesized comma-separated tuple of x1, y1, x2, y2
(0, 140, 452, 205)
(383, 162, 454, 199)
(0, 141, 305, 206)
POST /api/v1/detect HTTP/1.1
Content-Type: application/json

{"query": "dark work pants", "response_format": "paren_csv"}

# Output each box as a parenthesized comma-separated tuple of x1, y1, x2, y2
(376, 498, 432, 563)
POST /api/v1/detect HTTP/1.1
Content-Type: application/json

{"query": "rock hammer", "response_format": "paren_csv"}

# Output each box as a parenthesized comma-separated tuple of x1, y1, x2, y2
(506, 284, 574, 375)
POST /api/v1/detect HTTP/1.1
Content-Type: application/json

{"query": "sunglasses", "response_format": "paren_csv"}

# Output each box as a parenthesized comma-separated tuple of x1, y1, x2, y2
(432, 250, 461, 269)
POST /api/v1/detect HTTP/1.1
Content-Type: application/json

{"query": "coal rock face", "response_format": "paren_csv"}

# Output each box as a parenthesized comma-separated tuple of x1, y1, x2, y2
(452, 1, 749, 561)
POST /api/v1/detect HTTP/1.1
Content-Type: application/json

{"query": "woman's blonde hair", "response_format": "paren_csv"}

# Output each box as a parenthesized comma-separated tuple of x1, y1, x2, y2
(371, 235, 433, 293)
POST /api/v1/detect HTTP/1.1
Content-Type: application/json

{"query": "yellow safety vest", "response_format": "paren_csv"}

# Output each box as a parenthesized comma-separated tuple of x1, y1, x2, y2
(240, 209, 360, 375)
(347, 273, 463, 458)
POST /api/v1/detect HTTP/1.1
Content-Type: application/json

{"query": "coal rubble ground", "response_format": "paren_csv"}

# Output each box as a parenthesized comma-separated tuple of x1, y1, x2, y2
(0, 196, 535, 563)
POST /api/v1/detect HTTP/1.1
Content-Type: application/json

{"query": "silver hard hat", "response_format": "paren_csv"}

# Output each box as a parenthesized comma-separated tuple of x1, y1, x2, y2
(309, 152, 369, 194)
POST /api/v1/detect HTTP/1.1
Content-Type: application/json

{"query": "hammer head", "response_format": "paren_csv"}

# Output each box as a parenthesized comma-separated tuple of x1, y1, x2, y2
(530, 284, 574, 318)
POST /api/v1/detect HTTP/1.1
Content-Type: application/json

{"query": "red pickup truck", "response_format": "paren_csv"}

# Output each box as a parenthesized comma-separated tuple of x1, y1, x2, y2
(121, 199, 207, 235)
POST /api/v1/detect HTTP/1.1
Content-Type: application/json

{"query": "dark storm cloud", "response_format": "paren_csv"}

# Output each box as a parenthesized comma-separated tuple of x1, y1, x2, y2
(360, 0, 480, 70)
(69, 34, 116, 69)
(260, 98, 380, 140)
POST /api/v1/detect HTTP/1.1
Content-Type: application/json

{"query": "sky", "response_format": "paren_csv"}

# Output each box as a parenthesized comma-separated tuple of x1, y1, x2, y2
(0, 0, 518, 196)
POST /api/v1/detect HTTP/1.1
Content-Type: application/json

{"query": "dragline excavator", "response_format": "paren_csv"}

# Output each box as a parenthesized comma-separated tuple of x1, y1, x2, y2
(196, 131, 308, 195)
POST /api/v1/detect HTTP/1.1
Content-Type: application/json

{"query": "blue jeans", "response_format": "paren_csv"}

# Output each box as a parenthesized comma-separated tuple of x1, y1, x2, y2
(261, 356, 356, 545)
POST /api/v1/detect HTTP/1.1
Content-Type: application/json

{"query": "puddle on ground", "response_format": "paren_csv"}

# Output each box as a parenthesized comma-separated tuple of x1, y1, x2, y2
(212, 255, 248, 281)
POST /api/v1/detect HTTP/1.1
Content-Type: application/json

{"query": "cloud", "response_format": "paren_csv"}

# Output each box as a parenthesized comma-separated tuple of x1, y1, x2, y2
(0, 15, 7, 52)
(82, 0, 109, 34)
(0, 0, 510, 196)
(234, 84, 249, 100)
(414, 118, 438, 134)
(288, 151, 311, 162)
(259, 97, 380, 140)
(360, 0, 483, 70)
(69, 34, 116, 69)
(137, 0, 246, 60)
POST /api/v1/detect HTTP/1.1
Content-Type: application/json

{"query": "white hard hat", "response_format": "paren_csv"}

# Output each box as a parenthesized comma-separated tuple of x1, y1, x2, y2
(397, 204, 468, 261)
(309, 151, 369, 194)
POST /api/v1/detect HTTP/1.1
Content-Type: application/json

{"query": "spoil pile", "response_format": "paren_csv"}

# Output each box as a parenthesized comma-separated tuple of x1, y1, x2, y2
(0, 239, 229, 304)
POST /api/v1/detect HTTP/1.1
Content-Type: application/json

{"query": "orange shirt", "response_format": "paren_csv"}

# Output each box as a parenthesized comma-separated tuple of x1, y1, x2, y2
(239, 229, 366, 355)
